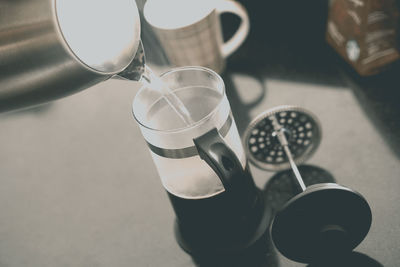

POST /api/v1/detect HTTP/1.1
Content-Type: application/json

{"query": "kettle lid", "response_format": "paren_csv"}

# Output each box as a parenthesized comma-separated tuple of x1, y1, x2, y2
(55, 0, 141, 74)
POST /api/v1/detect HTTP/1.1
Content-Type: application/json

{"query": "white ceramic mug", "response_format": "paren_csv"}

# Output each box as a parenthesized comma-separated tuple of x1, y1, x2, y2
(143, 0, 250, 73)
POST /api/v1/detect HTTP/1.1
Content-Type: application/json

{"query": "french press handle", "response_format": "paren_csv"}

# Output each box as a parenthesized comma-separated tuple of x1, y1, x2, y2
(193, 128, 244, 191)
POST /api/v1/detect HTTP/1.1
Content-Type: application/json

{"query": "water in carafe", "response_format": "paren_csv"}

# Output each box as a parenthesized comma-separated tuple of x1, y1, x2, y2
(140, 65, 196, 128)
(141, 69, 226, 198)
(128, 65, 227, 200)
(146, 85, 222, 130)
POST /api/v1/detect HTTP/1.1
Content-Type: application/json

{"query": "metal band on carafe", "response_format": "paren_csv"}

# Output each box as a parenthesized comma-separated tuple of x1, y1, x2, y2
(146, 114, 233, 159)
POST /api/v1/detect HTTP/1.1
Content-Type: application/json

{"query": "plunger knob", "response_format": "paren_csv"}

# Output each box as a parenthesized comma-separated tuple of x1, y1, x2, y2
(270, 184, 372, 263)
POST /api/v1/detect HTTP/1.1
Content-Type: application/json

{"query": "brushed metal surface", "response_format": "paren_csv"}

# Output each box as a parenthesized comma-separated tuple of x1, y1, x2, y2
(0, 0, 140, 112)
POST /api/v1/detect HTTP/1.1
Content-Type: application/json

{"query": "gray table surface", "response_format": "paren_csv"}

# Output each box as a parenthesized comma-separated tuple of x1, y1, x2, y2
(1, 58, 400, 266)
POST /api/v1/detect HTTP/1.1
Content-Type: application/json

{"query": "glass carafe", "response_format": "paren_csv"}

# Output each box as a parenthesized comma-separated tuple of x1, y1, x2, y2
(132, 67, 267, 255)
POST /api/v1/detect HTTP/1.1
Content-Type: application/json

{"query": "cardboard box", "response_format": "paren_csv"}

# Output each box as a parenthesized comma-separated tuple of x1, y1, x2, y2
(326, 0, 400, 76)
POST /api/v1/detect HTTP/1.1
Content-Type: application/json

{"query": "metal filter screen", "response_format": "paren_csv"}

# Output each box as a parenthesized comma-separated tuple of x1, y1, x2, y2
(243, 105, 322, 171)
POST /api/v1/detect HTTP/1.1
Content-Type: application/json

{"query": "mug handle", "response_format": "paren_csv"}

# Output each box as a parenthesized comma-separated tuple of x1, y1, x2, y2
(216, 0, 250, 58)
(193, 128, 244, 191)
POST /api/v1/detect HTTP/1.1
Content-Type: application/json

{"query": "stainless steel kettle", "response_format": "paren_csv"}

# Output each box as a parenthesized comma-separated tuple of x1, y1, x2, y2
(0, 0, 144, 112)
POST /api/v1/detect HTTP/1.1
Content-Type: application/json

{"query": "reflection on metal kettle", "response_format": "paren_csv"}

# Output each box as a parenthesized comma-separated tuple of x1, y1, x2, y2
(0, 0, 145, 112)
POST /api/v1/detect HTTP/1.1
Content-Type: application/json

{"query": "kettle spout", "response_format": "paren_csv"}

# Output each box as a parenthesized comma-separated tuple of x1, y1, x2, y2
(116, 40, 146, 81)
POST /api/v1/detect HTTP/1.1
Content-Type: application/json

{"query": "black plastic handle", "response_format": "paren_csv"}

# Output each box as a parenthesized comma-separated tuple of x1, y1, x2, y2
(193, 128, 244, 191)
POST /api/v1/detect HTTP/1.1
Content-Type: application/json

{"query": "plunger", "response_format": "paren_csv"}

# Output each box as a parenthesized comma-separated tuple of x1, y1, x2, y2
(243, 105, 372, 263)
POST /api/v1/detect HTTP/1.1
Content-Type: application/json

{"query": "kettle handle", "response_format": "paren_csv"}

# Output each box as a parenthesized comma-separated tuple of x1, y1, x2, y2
(193, 128, 244, 191)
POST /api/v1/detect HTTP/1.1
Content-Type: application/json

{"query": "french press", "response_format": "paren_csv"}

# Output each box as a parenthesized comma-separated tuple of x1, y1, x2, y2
(132, 67, 272, 256)
(243, 105, 372, 263)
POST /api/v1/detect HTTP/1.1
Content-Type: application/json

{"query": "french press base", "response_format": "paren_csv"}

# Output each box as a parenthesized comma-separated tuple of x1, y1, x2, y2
(171, 128, 274, 258)
(173, 189, 272, 257)
(243, 105, 372, 263)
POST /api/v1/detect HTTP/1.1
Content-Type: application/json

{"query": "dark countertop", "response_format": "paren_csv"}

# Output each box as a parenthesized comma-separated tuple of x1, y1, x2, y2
(1, 1, 400, 266)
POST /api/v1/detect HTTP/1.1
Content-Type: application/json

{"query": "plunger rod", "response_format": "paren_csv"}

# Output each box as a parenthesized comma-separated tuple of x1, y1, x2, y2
(283, 145, 307, 191)
(271, 116, 307, 191)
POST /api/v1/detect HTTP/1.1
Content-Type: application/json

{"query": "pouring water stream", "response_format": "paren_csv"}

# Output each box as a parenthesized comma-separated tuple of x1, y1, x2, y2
(118, 41, 195, 127)
(140, 66, 196, 126)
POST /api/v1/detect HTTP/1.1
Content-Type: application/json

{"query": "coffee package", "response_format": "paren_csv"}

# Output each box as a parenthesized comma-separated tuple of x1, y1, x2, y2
(326, 0, 400, 76)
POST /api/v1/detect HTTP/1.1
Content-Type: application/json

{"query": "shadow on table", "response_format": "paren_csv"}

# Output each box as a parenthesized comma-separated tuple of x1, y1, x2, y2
(190, 230, 279, 267)
(263, 165, 336, 214)
(339, 62, 400, 160)
(307, 251, 383, 267)
(222, 71, 267, 136)
(222, 0, 345, 88)
(0, 102, 53, 117)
